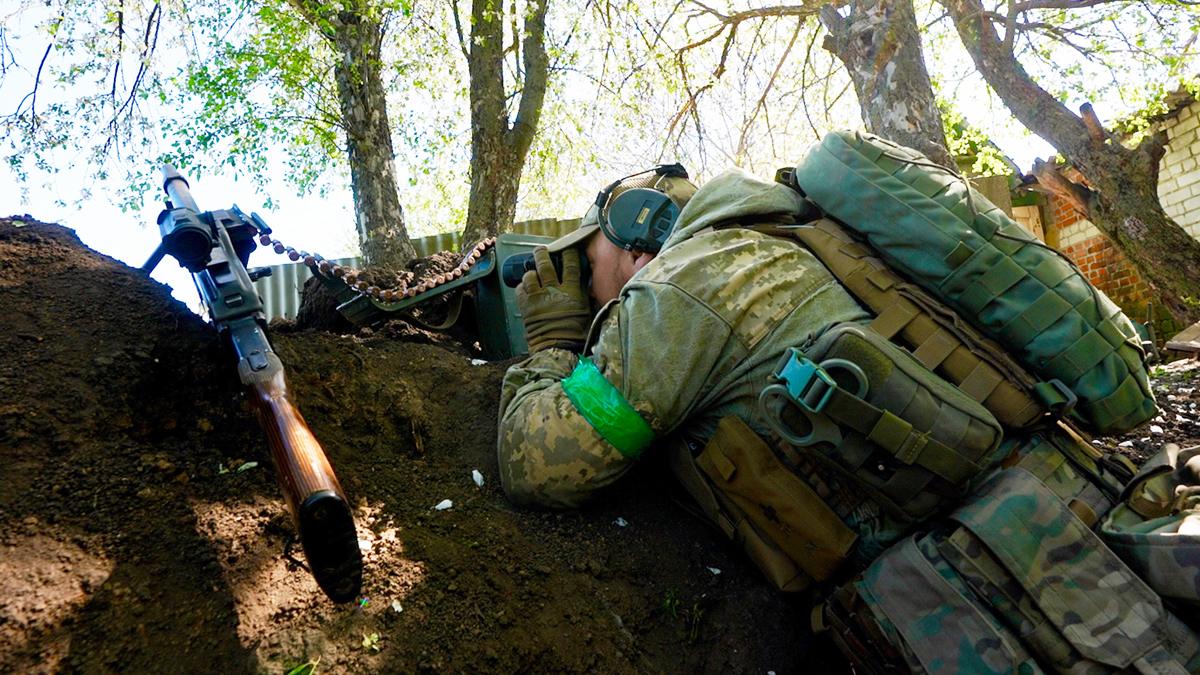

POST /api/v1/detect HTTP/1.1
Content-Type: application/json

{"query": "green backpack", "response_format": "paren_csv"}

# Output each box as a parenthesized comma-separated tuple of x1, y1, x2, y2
(786, 130, 1156, 435)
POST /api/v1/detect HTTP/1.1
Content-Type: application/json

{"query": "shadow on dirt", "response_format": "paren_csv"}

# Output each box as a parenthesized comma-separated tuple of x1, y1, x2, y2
(0, 217, 835, 673)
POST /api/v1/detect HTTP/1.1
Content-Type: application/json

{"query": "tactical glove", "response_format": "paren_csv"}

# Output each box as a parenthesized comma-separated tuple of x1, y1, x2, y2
(517, 246, 591, 353)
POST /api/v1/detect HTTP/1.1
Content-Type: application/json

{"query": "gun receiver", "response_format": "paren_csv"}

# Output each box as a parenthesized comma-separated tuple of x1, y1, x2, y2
(146, 166, 363, 603)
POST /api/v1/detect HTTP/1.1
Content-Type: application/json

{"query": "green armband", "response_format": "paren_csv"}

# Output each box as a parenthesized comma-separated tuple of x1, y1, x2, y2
(561, 357, 655, 458)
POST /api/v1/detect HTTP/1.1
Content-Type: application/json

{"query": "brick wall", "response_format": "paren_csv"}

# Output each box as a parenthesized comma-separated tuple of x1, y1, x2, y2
(1158, 98, 1200, 239)
(1042, 99, 1200, 339)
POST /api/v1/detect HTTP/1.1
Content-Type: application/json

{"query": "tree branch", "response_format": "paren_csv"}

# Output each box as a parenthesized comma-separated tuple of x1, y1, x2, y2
(510, 0, 548, 154)
(1011, 0, 1126, 12)
(1079, 102, 1107, 142)
(449, 0, 470, 60)
(737, 18, 804, 159)
(1031, 157, 1096, 217)
(27, 42, 53, 132)
(679, 0, 833, 54)
(942, 0, 1094, 159)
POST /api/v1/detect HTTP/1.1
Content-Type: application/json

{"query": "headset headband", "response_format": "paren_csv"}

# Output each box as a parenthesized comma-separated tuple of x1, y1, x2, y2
(595, 163, 689, 253)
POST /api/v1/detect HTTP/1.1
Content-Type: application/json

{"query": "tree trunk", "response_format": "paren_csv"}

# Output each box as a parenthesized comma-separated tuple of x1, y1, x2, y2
(944, 0, 1200, 325)
(332, 12, 417, 268)
(461, 0, 550, 247)
(820, 0, 953, 167)
(291, 0, 416, 269)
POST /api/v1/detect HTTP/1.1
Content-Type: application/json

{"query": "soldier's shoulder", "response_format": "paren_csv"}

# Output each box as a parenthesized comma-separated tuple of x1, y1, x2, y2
(633, 229, 800, 297)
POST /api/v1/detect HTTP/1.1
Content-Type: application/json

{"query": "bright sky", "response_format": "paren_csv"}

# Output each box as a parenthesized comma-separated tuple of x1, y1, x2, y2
(0, 0, 1063, 307)
(0, 5, 361, 307)
(1, 163, 359, 309)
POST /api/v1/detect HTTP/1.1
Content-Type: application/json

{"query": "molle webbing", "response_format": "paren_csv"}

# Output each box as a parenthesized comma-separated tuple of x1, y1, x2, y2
(766, 324, 1005, 522)
(790, 130, 1156, 434)
(775, 219, 1050, 429)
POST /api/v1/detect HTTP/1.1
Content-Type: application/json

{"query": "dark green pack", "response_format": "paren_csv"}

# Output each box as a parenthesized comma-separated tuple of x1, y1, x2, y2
(788, 131, 1156, 434)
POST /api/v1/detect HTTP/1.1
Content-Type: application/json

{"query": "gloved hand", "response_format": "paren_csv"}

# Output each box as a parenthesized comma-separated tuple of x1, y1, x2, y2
(516, 246, 591, 353)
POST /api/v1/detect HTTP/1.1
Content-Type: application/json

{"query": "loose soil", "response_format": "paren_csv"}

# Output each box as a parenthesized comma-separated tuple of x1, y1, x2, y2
(3, 216, 1198, 674)
(0, 217, 821, 673)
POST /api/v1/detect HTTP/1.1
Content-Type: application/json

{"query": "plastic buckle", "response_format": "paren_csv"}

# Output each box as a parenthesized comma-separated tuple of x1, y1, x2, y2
(774, 348, 837, 414)
(1037, 378, 1078, 418)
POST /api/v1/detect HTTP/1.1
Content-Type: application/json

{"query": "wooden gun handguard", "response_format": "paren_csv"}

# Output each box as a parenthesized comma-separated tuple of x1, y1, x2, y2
(245, 364, 362, 603)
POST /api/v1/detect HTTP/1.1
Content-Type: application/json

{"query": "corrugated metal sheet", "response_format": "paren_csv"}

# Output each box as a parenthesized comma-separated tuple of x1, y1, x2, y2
(254, 218, 582, 321)
(254, 255, 358, 321)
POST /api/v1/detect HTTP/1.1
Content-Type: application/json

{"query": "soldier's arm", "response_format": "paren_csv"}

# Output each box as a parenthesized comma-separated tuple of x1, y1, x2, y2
(497, 285, 733, 508)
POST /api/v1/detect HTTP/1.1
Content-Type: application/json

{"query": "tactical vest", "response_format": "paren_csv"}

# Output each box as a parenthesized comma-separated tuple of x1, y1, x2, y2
(666, 131, 1198, 671)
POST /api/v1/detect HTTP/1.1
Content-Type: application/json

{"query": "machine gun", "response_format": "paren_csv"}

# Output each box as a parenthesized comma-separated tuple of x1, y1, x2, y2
(288, 232, 585, 359)
(143, 166, 363, 603)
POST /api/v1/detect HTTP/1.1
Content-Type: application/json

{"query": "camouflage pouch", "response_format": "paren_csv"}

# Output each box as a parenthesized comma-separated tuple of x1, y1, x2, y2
(824, 467, 1200, 673)
(1100, 443, 1200, 609)
(761, 322, 1005, 521)
(788, 130, 1156, 434)
(666, 416, 858, 592)
(1002, 422, 1127, 528)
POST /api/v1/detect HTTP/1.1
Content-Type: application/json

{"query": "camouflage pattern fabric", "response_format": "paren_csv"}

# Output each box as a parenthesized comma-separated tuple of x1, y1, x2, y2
(497, 169, 869, 509)
(1102, 505, 1200, 608)
(1101, 444, 1200, 608)
(839, 467, 1200, 674)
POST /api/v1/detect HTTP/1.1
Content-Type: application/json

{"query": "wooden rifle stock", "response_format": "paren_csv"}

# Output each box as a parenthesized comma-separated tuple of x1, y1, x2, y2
(244, 360, 362, 603)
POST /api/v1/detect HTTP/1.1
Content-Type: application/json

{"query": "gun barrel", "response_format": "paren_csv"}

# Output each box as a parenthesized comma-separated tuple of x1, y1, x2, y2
(161, 164, 201, 213)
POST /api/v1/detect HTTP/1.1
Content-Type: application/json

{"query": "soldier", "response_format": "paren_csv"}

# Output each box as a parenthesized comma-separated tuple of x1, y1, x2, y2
(496, 163, 887, 551)
(498, 165, 858, 502)
(498, 162, 1200, 672)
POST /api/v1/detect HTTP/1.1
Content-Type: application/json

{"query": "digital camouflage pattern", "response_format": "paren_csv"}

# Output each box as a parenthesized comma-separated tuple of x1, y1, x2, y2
(497, 167, 1200, 674)
(497, 169, 869, 508)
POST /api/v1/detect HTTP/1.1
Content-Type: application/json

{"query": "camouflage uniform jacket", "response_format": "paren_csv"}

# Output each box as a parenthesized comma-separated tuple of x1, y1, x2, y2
(497, 169, 868, 508)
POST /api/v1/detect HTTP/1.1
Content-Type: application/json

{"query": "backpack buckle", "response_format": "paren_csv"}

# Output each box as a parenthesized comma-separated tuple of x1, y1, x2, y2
(1034, 378, 1078, 419)
(773, 348, 837, 414)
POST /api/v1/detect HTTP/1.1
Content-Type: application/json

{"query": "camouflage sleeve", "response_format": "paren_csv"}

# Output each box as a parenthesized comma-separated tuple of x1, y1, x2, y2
(496, 338, 636, 509)
(497, 285, 735, 508)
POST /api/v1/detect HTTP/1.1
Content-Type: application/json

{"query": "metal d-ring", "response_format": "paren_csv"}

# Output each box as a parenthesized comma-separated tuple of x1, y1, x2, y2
(758, 383, 844, 448)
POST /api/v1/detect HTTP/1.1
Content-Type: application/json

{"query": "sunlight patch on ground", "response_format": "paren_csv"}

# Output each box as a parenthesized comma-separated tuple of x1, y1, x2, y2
(190, 496, 426, 668)
(0, 525, 112, 670)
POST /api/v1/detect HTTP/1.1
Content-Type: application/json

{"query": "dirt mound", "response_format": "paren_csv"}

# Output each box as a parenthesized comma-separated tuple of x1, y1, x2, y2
(0, 217, 821, 673)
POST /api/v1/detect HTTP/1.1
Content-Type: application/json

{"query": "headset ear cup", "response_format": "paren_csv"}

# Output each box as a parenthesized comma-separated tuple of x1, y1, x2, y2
(605, 188, 680, 253)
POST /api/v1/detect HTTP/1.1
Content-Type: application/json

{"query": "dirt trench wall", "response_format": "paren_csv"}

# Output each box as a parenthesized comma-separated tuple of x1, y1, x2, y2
(0, 217, 816, 674)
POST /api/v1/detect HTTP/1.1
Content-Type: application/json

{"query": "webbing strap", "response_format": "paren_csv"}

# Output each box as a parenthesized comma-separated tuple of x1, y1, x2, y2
(1097, 317, 1132, 350)
(978, 256, 1027, 296)
(958, 255, 1026, 315)
(1027, 255, 1075, 289)
(945, 241, 974, 269)
(997, 289, 1074, 350)
(959, 362, 1004, 403)
(911, 328, 958, 370)
(823, 389, 983, 486)
(1031, 380, 1073, 412)
(1046, 329, 1115, 384)
(974, 211, 1001, 242)
(868, 303, 917, 340)
(1083, 375, 1151, 429)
